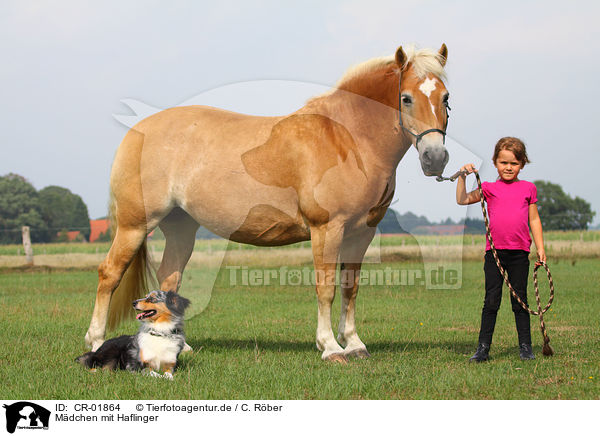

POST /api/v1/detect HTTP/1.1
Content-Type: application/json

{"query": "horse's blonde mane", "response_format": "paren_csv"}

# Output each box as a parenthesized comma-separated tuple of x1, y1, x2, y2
(336, 44, 447, 88)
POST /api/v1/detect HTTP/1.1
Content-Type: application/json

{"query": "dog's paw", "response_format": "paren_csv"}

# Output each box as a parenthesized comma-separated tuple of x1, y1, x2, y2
(144, 369, 174, 380)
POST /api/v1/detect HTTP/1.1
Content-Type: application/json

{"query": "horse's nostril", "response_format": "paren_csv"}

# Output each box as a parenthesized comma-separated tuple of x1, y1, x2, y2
(422, 150, 431, 164)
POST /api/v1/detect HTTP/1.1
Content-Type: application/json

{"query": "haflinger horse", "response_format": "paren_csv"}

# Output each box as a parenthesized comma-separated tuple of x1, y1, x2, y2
(85, 44, 451, 363)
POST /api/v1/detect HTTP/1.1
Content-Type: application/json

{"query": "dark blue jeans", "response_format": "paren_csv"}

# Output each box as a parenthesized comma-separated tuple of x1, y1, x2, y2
(479, 249, 531, 345)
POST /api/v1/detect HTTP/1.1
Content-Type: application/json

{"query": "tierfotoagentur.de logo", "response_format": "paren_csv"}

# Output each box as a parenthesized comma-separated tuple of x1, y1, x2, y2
(2, 402, 50, 433)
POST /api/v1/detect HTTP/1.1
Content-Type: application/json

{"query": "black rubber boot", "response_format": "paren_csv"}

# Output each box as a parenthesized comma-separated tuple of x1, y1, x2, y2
(519, 343, 535, 360)
(469, 343, 490, 362)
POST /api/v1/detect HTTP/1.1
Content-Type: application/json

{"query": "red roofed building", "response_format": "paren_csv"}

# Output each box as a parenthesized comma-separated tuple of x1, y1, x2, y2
(66, 230, 81, 241)
(89, 219, 110, 242)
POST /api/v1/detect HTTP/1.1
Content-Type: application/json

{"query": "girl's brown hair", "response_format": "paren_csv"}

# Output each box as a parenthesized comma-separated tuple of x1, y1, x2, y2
(493, 137, 530, 167)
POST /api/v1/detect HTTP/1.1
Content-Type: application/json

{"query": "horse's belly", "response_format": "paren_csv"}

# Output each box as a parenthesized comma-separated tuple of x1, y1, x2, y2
(226, 204, 310, 246)
(179, 165, 310, 246)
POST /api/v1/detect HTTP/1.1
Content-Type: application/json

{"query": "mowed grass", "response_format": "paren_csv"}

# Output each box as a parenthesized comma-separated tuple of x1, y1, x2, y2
(0, 258, 598, 399)
(1, 230, 598, 255)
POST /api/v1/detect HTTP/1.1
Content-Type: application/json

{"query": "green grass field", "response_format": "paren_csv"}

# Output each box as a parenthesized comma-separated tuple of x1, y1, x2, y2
(0, 255, 598, 399)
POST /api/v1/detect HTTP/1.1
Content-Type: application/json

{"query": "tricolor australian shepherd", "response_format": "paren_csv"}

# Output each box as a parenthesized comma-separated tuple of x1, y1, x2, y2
(76, 290, 190, 379)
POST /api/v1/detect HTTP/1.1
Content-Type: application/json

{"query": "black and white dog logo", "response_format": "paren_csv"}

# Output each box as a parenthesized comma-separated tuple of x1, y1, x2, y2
(3, 402, 50, 433)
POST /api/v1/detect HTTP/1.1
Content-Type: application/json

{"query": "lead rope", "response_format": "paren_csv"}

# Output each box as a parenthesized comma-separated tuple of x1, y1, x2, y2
(439, 170, 555, 355)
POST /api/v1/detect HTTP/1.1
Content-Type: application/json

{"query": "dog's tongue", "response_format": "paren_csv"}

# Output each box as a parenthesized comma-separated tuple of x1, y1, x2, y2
(136, 310, 155, 320)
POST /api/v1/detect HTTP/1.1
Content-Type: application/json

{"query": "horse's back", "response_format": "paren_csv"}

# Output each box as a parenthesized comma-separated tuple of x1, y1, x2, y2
(127, 105, 283, 153)
(111, 105, 284, 195)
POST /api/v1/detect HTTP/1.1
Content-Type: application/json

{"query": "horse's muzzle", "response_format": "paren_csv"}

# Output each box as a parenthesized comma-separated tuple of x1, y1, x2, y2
(419, 145, 449, 177)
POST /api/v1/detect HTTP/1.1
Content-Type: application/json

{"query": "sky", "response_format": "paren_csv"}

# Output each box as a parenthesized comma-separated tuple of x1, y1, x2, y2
(1, 0, 599, 226)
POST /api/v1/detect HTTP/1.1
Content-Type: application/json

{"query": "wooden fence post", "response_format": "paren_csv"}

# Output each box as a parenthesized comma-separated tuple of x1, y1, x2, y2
(22, 226, 34, 266)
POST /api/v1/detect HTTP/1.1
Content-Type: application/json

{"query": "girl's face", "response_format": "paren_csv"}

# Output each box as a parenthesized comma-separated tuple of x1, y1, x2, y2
(494, 149, 522, 182)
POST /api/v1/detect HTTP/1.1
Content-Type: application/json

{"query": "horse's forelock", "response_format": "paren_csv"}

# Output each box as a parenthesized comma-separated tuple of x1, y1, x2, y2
(336, 45, 447, 88)
(401, 45, 447, 80)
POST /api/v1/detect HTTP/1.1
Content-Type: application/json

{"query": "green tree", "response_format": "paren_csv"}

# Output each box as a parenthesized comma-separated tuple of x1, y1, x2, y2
(376, 209, 407, 234)
(395, 211, 431, 233)
(534, 180, 595, 230)
(38, 186, 91, 241)
(462, 217, 485, 234)
(0, 173, 49, 243)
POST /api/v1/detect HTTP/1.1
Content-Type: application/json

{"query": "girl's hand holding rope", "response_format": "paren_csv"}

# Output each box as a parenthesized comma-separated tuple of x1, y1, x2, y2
(459, 163, 477, 176)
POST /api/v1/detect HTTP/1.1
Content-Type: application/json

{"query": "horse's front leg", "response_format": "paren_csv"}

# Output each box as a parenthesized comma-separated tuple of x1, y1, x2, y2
(338, 229, 375, 359)
(310, 222, 347, 363)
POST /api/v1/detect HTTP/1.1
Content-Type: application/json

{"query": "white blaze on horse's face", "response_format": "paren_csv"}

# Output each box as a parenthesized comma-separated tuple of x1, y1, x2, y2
(418, 77, 437, 97)
(419, 77, 438, 120)
(400, 72, 450, 177)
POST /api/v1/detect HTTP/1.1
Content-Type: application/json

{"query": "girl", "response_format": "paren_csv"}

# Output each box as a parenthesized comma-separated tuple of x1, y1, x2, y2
(456, 137, 546, 362)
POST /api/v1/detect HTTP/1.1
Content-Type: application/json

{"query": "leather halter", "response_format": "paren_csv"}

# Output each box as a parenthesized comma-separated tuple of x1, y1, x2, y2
(398, 74, 450, 146)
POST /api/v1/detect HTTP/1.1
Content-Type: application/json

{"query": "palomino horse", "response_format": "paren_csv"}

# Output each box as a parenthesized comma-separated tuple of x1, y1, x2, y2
(85, 44, 451, 362)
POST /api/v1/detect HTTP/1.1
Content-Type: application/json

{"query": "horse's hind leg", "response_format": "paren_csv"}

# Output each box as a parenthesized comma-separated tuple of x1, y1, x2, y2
(85, 225, 147, 351)
(156, 207, 199, 293)
(337, 228, 375, 359)
(156, 208, 199, 353)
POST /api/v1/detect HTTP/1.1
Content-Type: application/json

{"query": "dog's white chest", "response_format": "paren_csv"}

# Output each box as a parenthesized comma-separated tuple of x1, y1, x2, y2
(138, 332, 180, 370)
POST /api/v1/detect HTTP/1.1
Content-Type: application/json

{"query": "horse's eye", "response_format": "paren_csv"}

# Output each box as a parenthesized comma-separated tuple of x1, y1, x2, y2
(443, 95, 449, 106)
(402, 96, 412, 105)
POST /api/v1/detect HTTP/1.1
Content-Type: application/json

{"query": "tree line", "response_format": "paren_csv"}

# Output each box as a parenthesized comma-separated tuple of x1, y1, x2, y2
(0, 173, 596, 244)
(364, 179, 596, 235)
(377, 210, 488, 234)
(0, 174, 90, 244)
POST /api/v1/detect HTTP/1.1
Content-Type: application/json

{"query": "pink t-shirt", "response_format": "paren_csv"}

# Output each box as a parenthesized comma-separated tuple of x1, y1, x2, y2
(481, 179, 537, 252)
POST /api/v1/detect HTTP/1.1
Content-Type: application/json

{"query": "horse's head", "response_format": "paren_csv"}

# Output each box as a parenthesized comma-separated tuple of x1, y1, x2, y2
(396, 44, 450, 177)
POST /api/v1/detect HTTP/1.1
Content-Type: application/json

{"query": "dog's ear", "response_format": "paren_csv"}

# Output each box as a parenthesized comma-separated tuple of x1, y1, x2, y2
(178, 295, 191, 312)
(166, 291, 191, 314)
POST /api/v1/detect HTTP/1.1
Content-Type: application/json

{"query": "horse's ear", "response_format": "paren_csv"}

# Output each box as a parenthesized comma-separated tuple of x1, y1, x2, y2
(438, 43, 448, 66)
(395, 46, 408, 70)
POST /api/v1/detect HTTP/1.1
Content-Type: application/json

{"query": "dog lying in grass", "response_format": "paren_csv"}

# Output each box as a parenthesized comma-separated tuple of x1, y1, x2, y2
(76, 290, 190, 379)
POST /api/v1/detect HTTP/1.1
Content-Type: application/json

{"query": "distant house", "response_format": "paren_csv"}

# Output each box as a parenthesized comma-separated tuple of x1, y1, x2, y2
(411, 225, 466, 236)
(65, 230, 81, 241)
(89, 219, 110, 242)
(55, 229, 82, 241)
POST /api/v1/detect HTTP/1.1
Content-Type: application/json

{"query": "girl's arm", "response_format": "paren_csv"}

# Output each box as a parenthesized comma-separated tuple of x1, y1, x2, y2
(529, 203, 546, 262)
(456, 163, 481, 205)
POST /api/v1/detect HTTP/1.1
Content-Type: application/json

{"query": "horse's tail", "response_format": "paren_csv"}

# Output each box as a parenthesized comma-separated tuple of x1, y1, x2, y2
(106, 191, 154, 331)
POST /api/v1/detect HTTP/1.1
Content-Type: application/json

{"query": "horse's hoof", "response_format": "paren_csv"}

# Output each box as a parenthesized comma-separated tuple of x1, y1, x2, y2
(345, 348, 371, 359)
(84, 332, 96, 350)
(90, 340, 104, 352)
(324, 353, 349, 364)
